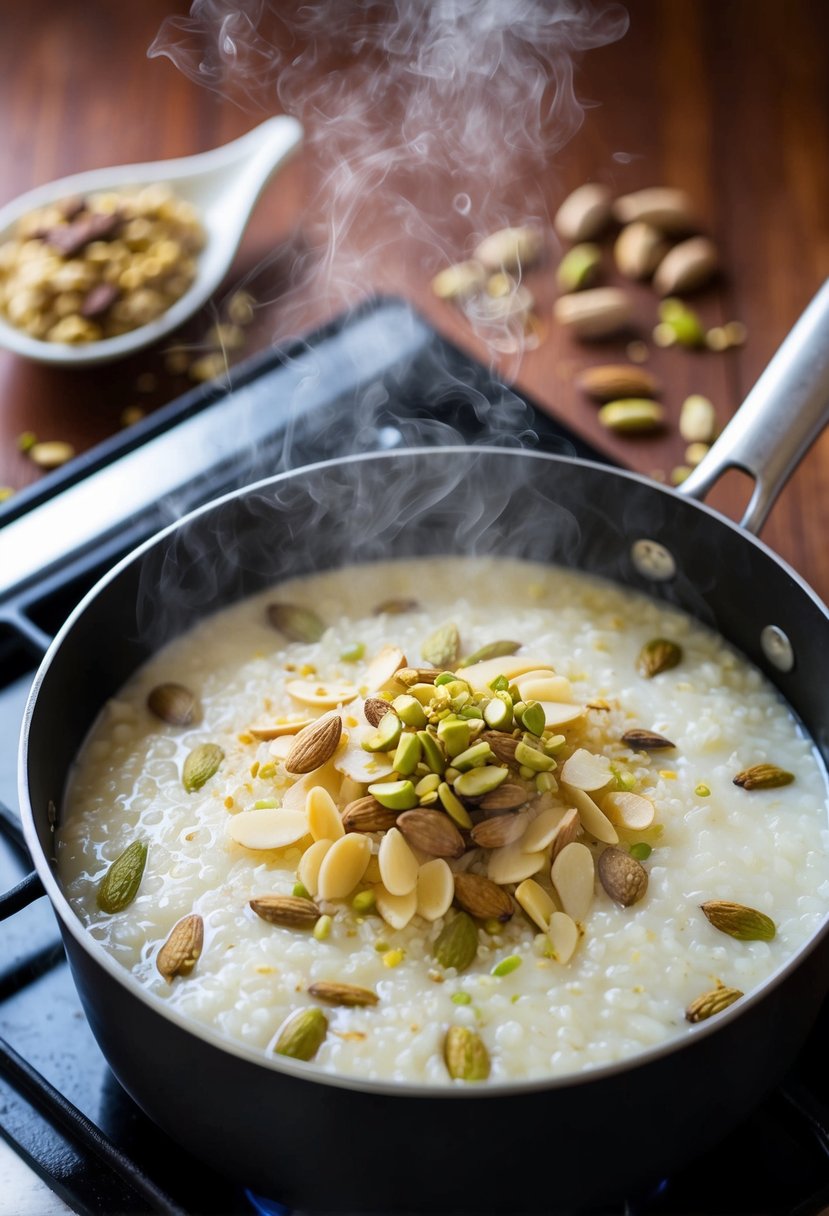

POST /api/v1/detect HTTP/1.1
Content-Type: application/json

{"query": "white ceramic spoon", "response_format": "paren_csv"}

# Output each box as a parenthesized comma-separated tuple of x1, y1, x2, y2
(0, 115, 303, 367)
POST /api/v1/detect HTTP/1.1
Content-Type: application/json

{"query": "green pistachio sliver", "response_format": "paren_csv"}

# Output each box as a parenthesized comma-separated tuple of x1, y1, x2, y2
(417, 730, 447, 775)
(451, 991, 472, 1005)
(543, 733, 566, 755)
(415, 772, 441, 797)
(410, 682, 439, 706)
(459, 705, 483, 720)
(489, 674, 510, 692)
(556, 242, 601, 292)
(453, 766, 509, 798)
(695, 783, 711, 797)
(391, 694, 428, 728)
(392, 732, 422, 776)
(313, 914, 333, 941)
(293, 881, 311, 898)
(420, 790, 439, 806)
(458, 640, 521, 668)
(183, 742, 224, 792)
(352, 889, 376, 913)
(535, 772, 557, 794)
(438, 781, 473, 828)
(514, 739, 555, 773)
(434, 672, 456, 687)
(266, 602, 325, 643)
(97, 840, 147, 913)
(362, 710, 402, 753)
(452, 740, 494, 772)
(340, 642, 365, 662)
(491, 954, 522, 977)
(368, 779, 418, 811)
(422, 623, 461, 669)
(254, 798, 279, 809)
(521, 701, 546, 737)
(437, 717, 470, 758)
(629, 842, 652, 861)
(483, 693, 513, 730)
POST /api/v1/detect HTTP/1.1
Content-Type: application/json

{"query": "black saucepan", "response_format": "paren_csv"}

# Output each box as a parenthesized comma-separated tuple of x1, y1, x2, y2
(17, 283, 829, 1212)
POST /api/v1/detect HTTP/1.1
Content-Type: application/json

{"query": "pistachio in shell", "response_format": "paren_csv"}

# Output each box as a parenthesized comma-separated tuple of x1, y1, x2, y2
(421, 622, 460, 669)
(732, 764, 794, 791)
(444, 1025, 490, 1081)
(97, 839, 147, 913)
(147, 682, 200, 726)
(274, 1007, 328, 1061)
(373, 598, 420, 615)
(433, 911, 479, 972)
(182, 743, 224, 792)
(637, 638, 682, 679)
(266, 602, 325, 643)
(685, 985, 743, 1023)
(701, 900, 776, 942)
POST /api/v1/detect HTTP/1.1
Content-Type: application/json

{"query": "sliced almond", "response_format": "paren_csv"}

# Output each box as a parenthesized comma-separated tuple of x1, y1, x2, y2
(547, 910, 579, 963)
(603, 791, 655, 831)
(459, 656, 551, 693)
(332, 725, 396, 783)
(521, 806, 567, 852)
(268, 736, 296, 760)
(378, 827, 420, 896)
(415, 858, 454, 921)
(306, 786, 345, 841)
(249, 718, 313, 741)
(562, 786, 618, 844)
(375, 883, 417, 930)
(297, 838, 333, 897)
(560, 748, 613, 792)
(316, 833, 372, 900)
(285, 680, 359, 709)
(471, 812, 529, 849)
(515, 878, 556, 931)
(551, 842, 595, 922)
(539, 702, 585, 729)
(281, 761, 342, 812)
(364, 645, 407, 692)
(228, 808, 308, 851)
(285, 712, 344, 774)
(515, 674, 572, 702)
(487, 839, 546, 885)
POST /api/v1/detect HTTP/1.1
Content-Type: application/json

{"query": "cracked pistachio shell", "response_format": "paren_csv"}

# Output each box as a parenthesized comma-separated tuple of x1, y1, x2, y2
(266, 603, 325, 643)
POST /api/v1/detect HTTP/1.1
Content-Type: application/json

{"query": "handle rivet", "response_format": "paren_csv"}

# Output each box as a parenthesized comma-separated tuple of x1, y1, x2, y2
(761, 625, 794, 673)
(631, 539, 677, 582)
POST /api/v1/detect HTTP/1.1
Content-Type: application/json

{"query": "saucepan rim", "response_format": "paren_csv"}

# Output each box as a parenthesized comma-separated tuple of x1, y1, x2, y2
(18, 444, 829, 1098)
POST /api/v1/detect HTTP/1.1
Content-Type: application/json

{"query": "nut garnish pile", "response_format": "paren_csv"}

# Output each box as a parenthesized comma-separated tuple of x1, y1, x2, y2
(0, 186, 204, 343)
(94, 604, 793, 1079)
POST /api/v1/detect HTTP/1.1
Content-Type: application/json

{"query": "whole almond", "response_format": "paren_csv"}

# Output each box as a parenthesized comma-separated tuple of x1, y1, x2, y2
(614, 221, 668, 279)
(250, 894, 321, 928)
(307, 981, 379, 1007)
(554, 287, 633, 339)
(363, 697, 391, 727)
(453, 872, 514, 922)
(396, 809, 465, 858)
(554, 183, 613, 242)
(471, 812, 529, 849)
(598, 847, 648, 907)
(342, 796, 398, 833)
(481, 731, 520, 765)
(157, 913, 204, 982)
(653, 236, 718, 295)
(612, 187, 695, 233)
(285, 712, 343, 774)
(576, 364, 661, 403)
(478, 782, 531, 812)
(621, 728, 676, 751)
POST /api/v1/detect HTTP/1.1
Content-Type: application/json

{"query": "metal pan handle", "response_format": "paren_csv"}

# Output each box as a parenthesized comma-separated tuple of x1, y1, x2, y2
(679, 279, 829, 535)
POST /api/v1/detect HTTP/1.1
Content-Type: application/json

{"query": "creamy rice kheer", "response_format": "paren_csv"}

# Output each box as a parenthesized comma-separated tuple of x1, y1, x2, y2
(58, 557, 829, 1085)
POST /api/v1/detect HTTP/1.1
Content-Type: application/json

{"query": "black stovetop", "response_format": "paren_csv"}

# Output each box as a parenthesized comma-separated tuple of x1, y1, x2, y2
(2, 298, 829, 1216)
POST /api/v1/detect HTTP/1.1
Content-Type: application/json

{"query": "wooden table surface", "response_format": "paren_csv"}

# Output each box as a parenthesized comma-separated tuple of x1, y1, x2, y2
(2, 0, 829, 596)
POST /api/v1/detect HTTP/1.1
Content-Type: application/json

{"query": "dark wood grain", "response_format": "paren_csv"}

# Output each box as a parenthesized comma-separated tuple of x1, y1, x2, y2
(1, 0, 828, 597)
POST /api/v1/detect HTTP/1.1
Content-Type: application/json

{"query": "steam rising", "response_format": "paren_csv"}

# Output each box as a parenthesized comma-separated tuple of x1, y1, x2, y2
(150, 0, 628, 333)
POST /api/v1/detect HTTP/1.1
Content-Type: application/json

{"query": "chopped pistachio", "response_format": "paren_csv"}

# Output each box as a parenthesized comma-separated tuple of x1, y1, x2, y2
(293, 881, 310, 898)
(340, 642, 365, 662)
(313, 914, 333, 941)
(491, 954, 522, 977)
